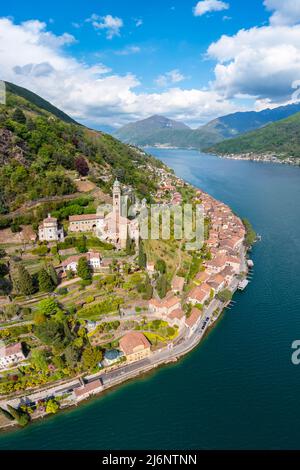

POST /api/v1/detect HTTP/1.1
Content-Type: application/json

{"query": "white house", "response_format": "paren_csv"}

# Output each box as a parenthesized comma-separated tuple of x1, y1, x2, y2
(38, 214, 64, 242)
(61, 252, 102, 273)
(0, 342, 26, 369)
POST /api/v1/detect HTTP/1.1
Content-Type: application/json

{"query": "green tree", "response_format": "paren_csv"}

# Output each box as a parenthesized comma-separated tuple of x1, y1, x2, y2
(156, 273, 168, 299)
(77, 235, 88, 253)
(77, 257, 91, 280)
(35, 319, 67, 350)
(0, 278, 11, 296)
(126, 229, 135, 255)
(138, 240, 147, 268)
(34, 310, 47, 325)
(0, 262, 8, 277)
(64, 344, 81, 369)
(45, 399, 60, 414)
(30, 348, 48, 371)
(7, 405, 30, 427)
(143, 274, 153, 300)
(81, 346, 103, 370)
(37, 298, 60, 316)
(2, 303, 21, 321)
(48, 264, 58, 286)
(217, 289, 233, 303)
(13, 264, 35, 296)
(155, 259, 167, 274)
(38, 268, 54, 292)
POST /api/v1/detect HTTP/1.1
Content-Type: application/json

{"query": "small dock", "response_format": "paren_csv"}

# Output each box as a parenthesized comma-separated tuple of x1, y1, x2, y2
(238, 279, 249, 291)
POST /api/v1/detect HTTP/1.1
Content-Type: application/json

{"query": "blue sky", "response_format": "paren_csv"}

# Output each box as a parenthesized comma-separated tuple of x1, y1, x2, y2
(1, 0, 300, 129)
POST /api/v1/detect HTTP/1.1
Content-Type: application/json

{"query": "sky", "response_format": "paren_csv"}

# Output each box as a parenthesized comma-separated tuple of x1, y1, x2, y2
(1, 0, 300, 130)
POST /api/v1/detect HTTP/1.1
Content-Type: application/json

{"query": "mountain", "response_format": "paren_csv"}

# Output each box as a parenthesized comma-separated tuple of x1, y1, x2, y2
(207, 111, 300, 159)
(114, 103, 300, 150)
(0, 82, 164, 218)
(198, 102, 300, 139)
(5, 82, 78, 125)
(114, 115, 190, 145)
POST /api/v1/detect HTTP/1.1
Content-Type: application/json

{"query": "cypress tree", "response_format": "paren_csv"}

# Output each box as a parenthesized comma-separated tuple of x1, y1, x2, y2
(157, 273, 168, 299)
(77, 257, 91, 280)
(48, 264, 58, 287)
(144, 274, 153, 300)
(15, 264, 35, 296)
(38, 268, 54, 292)
(138, 240, 147, 268)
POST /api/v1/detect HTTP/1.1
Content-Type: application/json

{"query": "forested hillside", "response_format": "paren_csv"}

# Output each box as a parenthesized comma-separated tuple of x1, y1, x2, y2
(0, 83, 164, 218)
(207, 111, 300, 159)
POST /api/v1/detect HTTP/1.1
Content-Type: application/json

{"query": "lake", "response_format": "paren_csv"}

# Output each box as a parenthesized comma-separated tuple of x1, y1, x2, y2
(1, 149, 300, 450)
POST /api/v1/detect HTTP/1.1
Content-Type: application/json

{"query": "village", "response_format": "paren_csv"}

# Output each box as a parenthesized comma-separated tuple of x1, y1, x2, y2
(0, 165, 252, 429)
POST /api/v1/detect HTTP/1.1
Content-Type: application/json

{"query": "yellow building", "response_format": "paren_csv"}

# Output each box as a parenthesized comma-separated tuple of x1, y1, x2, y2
(119, 332, 151, 363)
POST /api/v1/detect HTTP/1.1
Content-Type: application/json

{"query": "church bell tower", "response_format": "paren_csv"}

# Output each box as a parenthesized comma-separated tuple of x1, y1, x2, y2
(113, 179, 121, 216)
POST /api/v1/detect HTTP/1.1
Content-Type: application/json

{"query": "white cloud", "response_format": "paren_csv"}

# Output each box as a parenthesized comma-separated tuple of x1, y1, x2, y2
(114, 45, 141, 56)
(208, 23, 300, 102)
(87, 14, 123, 39)
(264, 0, 300, 26)
(155, 70, 186, 87)
(0, 18, 239, 128)
(194, 0, 229, 17)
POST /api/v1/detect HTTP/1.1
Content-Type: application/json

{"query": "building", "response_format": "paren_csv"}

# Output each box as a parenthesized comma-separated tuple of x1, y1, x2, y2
(167, 307, 185, 326)
(61, 252, 102, 273)
(97, 180, 140, 250)
(74, 379, 103, 402)
(149, 295, 181, 316)
(205, 254, 227, 274)
(171, 276, 185, 294)
(195, 271, 210, 283)
(185, 307, 203, 332)
(207, 274, 226, 293)
(187, 285, 211, 306)
(0, 342, 26, 369)
(38, 214, 64, 242)
(225, 256, 241, 274)
(119, 332, 151, 363)
(67, 180, 139, 250)
(68, 214, 104, 233)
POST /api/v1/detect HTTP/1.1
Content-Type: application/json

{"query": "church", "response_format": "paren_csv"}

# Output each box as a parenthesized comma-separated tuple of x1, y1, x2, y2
(96, 179, 139, 250)
(66, 180, 139, 250)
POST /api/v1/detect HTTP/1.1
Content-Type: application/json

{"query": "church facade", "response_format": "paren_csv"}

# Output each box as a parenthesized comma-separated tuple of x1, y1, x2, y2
(96, 180, 139, 250)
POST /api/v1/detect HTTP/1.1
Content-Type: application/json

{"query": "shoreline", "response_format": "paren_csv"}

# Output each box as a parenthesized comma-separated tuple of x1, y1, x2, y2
(144, 146, 300, 167)
(0, 296, 235, 434)
(0, 175, 252, 433)
(211, 153, 300, 167)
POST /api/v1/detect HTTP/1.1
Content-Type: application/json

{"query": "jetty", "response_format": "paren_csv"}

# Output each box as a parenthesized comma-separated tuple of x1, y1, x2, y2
(238, 279, 249, 291)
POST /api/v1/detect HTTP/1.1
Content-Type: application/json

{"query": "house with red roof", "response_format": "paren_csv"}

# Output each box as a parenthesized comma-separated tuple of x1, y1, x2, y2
(119, 332, 151, 363)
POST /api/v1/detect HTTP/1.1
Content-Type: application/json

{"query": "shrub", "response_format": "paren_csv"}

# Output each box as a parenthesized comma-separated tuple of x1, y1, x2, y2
(56, 287, 68, 295)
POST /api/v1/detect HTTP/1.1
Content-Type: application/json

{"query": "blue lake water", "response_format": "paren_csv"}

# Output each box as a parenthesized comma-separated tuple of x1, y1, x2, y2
(1, 149, 300, 449)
